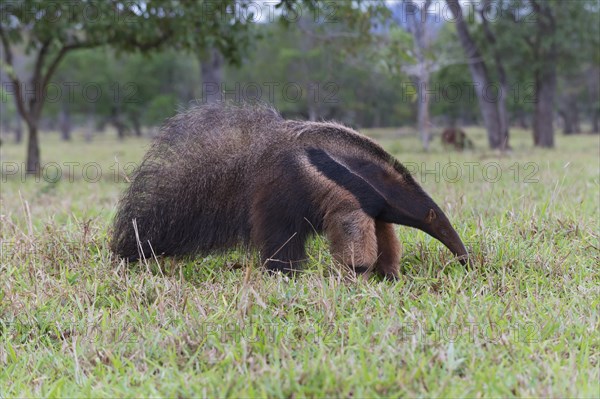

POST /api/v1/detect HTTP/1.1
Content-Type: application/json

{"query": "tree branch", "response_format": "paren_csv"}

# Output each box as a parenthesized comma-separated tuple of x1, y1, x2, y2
(0, 23, 14, 66)
(529, 0, 542, 15)
(0, 24, 34, 126)
(479, 1, 497, 45)
(120, 30, 175, 52)
(446, 0, 485, 64)
(479, 0, 507, 87)
(529, 0, 554, 29)
(34, 41, 98, 119)
(30, 39, 51, 113)
(32, 40, 51, 85)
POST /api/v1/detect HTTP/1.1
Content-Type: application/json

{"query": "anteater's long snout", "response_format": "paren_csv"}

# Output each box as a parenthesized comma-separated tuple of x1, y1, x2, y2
(440, 225, 470, 267)
(421, 207, 470, 266)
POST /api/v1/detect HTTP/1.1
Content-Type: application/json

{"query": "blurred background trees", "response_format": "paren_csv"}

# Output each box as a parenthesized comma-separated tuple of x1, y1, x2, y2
(1, 0, 599, 172)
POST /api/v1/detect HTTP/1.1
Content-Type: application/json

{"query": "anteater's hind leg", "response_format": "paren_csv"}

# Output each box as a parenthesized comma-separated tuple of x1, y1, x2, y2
(323, 202, 378, 274)
(255, 224, 309, 274)
(374, 220, 401, 279)
(250, 189, 312, 274)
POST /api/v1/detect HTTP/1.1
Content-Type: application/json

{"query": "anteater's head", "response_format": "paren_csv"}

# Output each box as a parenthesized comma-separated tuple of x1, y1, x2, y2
(379, 175, 470, 266)
(419, 205, 470, 266)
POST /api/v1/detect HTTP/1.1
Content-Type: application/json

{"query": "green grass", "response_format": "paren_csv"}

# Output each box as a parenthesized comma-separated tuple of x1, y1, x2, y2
(1, 127, 599, 397)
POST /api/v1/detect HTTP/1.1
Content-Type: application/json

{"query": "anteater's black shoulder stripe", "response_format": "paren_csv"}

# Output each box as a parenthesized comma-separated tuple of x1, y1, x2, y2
(313, 125, 416, 184)
(306, 148, 385, 218)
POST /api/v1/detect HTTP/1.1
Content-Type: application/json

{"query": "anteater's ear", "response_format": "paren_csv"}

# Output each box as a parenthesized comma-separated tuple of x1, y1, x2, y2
(426, 208, 437, 223)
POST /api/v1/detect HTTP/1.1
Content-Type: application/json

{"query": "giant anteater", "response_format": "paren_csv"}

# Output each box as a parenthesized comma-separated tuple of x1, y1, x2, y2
(111, 103, 469, 278)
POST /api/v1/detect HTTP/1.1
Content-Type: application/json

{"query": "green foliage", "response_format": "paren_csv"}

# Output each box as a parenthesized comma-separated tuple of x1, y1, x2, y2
(1, 0, 252, 62)
(145, 94, 179, 126)
(431, 63, 479, 124)
(35, 48, 200, 131)
(0, 86, 18, 121)
(379, 26, 415, 77)
(467, 0, 599, 99)
(1, 0, 598, 137)
(225, 19, 413, 127)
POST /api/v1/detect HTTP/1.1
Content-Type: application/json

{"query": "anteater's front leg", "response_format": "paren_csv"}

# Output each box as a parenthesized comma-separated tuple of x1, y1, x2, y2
(374, 220, 401, 279)
(324, 204, 378, 274)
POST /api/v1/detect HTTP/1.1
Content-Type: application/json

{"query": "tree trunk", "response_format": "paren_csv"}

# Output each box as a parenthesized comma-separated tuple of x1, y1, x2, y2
(533, 66, 556, 147)
(306, 82, 318, 121)
(559, 110, 573, 135)
(201, 47, 224, 104)
(115, 121, 126, 140)
(569, 98, 580, 134)
(497, 79, 509, 149)
(59, 105, 72, 141)
(528, 1, 557, 148)
(417, 77, 431, 151)
(85, 112, 94, 142)
(131, 115, 142, 137)
(480, 0, 510, 149)
(110, 105, 127, 140)
(559, 95, 581, 135)
(26, 124, 40, 174)
(14, 114, 23, 143)
(446, 0, 503, 149)
(405, 0, 433, 151)
(373, 111, 381, 128)
(97, 119, 106, 133)
(307, 105, 317, 122)
(517, 112, 529, 129)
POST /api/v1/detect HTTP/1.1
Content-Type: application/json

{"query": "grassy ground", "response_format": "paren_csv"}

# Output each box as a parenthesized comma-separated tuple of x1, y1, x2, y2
(1, 126, 598, 397)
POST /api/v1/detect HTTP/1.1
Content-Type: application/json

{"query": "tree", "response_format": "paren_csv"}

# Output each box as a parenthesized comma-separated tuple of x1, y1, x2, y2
(224, 1, 389, 123)
(0, 84, 21, 141)
(398, 0, 437, 150)
(473, 0, 599, 147)
(431, 61, 480, 127)
(526, 0, 599, 140)
(200, 47, 225, 104)
(446, 0, 508, 150)
(378, 1, 442, 150)
(477, 0, 510, 148)
(0, 0, 319, 174)
(524, 0, 557, 147)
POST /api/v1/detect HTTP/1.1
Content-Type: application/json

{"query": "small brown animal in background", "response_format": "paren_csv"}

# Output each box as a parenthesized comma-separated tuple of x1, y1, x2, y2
(111, 103, 469, 279)
(441, 128, 474, 151)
